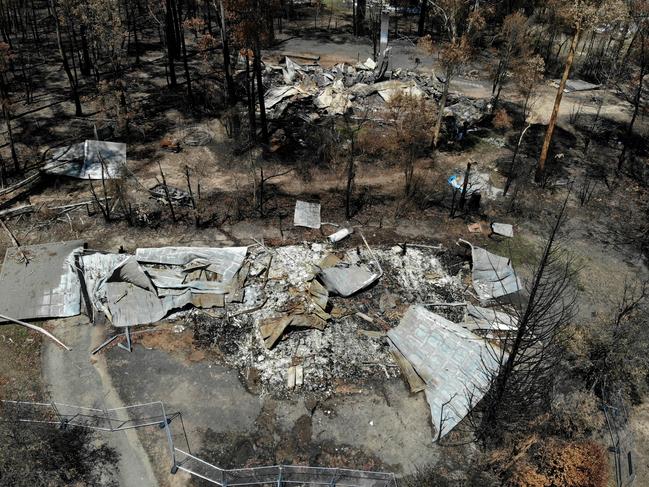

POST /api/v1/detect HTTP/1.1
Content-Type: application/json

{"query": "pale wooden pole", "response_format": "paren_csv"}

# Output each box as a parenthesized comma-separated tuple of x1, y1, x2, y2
(536, 27, 581, 183)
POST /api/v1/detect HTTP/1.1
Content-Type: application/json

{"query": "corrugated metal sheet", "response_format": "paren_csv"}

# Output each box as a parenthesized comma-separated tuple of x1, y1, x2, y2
(469, 244, 521, 301)
(135, 247, 247, 282)
(465, 304, 517, 332)
(43, 140, 126, 179)
(388, 306, 500, 439)
(491, 223, 514, 238)
(318, 263, 380, 297)
(83, 247, 248, 328)
(0, 240, 84, 320)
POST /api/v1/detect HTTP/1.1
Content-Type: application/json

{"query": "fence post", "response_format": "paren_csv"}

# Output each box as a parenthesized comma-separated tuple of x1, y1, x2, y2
(329, 468, 337, 486)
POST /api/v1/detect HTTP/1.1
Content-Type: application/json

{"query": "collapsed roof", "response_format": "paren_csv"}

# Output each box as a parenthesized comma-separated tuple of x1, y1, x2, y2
(84, 247, 249, 327)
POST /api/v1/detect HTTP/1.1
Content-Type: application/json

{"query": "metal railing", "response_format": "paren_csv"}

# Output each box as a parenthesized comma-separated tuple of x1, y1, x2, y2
(174, 448, 397, 486)
(1, 400, 397, 487)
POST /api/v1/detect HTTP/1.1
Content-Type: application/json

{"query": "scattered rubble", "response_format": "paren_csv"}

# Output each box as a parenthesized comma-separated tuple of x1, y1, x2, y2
(263, 56, 490, 133)
(6, 234, 521, 439)
(448, 167, 504, 200)
(149, 184, 192, 207)
(190, 243, 466, 396)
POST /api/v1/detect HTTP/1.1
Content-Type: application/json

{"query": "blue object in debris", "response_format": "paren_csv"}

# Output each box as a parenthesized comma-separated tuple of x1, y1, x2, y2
(448, 174, 463, 190)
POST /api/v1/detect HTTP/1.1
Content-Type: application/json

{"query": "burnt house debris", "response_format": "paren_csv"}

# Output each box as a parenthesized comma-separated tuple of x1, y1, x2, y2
(293, 200, 322, 229)
(261, 56, 491, 147)
(0, 231, 526, 441)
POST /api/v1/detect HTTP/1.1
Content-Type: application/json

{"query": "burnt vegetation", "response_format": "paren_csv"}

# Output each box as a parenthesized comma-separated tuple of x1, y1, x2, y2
(0, 0, 648, 485)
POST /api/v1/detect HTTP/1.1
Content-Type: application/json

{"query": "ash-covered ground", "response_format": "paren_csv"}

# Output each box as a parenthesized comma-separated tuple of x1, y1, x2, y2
(190, 242, 467, 397)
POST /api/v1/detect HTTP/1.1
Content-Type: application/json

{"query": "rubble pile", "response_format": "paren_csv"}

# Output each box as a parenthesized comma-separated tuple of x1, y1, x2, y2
(190, 243, 466, 396)
(0, 233, 520, 439)
(261, 57, 490, 130)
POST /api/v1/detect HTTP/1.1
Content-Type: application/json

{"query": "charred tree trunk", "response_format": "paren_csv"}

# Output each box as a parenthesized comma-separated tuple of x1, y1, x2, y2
(1, 99, 18, 173)
(355, 0, 366, 36)
(176, 0, 193, 102)
(165, 0, 178, 86)
(504, 123, 531, 196)
(479, 197, 572, 442)
(418, 0, 427, 36)
(345, 137, 355, 219)
(254, 39, 268, 144)
(217, 0, 235, 104)
(51, 1, 82, 116)
(79, 25, 92, 75)
(245, 54, 256, 141)
(618, 33, 646, 172)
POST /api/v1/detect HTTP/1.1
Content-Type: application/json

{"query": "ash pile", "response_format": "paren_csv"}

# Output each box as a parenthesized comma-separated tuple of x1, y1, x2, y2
(191, 242, 466, 396)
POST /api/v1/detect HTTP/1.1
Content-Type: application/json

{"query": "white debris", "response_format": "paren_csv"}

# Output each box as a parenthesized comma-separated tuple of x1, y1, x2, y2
(294, 200, 321, 229)
(328, 227, 353, 243)
(491, 222, 514, 238)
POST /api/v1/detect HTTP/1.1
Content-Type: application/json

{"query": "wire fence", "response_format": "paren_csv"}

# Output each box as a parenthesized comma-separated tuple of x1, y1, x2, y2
(174, 448, 397, 486)
(602, 391, 636, 487)
(1, 400, 397, 487)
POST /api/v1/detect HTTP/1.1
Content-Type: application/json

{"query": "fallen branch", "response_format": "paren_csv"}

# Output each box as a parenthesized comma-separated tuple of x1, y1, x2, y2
(0, 204, 34, 219)
(0, 218, 29, 263)
(0, 172, 41, 198)
(49, 197, 111, 211)
(0, 313, 71, 351)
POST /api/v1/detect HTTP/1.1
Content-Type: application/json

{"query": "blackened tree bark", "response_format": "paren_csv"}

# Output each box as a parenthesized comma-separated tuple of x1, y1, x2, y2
(165, 0, 178, 86)
(245, 53, 256, 140)
(51, 0, 82, 116)
(418, 0, 427, 36)
(355, 0, 366, 36)
(618, 31, 647, 171)
(253, 38, 268, 144)
(175, 0, 193, 101)
(79, 25, 92, 75)
(216, 0, 235, 104)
